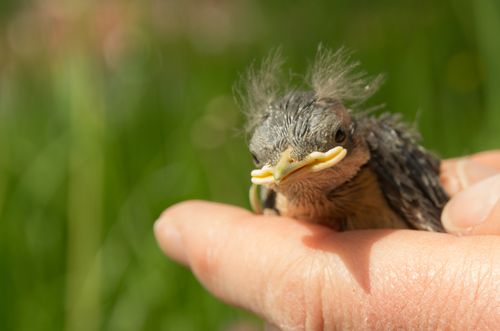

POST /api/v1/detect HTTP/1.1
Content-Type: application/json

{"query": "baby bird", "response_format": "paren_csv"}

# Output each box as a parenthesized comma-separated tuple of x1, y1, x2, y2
(238, 47, 448, 231)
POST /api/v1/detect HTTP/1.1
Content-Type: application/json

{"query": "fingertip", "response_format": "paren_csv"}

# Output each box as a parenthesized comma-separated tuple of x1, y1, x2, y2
(153, 200, 218, 264)
(154, 200, 254, 264)
(154, 214, 188, 264)
(440, 159, 498, 196)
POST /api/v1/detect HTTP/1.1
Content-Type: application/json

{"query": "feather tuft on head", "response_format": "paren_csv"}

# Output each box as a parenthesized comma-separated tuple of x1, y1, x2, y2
(235, 48, 286, 134)
(236, 46, 384, 134)
(307, 46, 384, 105)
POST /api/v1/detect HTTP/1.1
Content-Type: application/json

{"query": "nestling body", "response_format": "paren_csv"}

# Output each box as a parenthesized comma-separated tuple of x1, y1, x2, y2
(239, 48, 448, 231)
(273, 166, 405, 230)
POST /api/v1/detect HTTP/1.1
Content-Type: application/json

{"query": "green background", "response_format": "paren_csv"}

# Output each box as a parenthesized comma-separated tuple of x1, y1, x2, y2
(0, 0, 498, 330)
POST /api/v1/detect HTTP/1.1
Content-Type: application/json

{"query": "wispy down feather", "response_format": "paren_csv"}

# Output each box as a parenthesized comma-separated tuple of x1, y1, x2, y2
(234, 48, 286, 134)
(307, 46, 384, 105)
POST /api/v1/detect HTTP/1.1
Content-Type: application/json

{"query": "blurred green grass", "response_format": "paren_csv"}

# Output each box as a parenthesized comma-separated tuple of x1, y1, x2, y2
(0, 0, 498, 330)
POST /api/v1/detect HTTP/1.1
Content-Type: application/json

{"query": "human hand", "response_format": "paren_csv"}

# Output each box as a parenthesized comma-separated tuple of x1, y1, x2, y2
(154, 151, 500, 330)
(441, 150, 500, 235)
(155, 201, 499, 330)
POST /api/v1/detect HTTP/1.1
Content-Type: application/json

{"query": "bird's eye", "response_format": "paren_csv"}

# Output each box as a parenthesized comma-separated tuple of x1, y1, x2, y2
(334, 128, 346, 143)
(251, 153, 260, 164)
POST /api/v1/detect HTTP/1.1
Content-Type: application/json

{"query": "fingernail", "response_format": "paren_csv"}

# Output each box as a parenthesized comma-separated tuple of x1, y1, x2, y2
(442, 174, 500, 234)
(458, 160, 499, 188)
(154, 216, 188, 263)
(442, 159, 499, 196)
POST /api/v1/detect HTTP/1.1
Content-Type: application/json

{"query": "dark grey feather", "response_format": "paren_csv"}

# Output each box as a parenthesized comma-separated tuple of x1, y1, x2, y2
(358, 113, 448, 232)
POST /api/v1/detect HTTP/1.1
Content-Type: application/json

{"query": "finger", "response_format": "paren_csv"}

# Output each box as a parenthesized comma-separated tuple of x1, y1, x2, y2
(443, 150, 500, 170)
(469, 150, 500, 170)
(154, 200, 253, 265)
(155, 200, 500, 330)
(155, 200, 333, 328)
(442, 174, 500, 235)
(441, 158, 499, 196)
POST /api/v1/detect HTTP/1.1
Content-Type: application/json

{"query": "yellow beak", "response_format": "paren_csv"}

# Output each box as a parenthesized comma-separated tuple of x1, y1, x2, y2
(251, 146, 347, 185)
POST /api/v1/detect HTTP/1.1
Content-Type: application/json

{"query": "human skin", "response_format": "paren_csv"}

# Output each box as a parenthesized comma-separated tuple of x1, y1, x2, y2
(155, 151, 500, 330)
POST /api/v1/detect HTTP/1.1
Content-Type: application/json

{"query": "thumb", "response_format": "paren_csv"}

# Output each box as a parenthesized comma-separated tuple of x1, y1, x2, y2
(442, 174, 500, 235)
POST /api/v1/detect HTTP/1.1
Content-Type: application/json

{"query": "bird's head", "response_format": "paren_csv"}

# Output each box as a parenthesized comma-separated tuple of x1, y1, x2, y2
(238, 47, 383, 191)
(249, 92, 370, 190)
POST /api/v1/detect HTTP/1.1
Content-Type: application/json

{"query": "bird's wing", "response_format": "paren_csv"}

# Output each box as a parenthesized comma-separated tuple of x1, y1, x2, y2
(358, 113, 448, 231)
